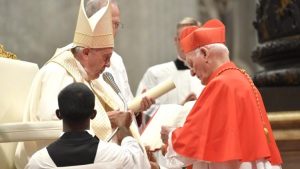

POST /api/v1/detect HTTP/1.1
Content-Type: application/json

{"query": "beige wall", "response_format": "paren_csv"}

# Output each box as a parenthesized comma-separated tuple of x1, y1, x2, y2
(0, 0, 200, 93)
(114, 0, 200, 94)
(0, 0, 260, 93)
(0, 0, 79, 66)
(0, 0, 259, 93)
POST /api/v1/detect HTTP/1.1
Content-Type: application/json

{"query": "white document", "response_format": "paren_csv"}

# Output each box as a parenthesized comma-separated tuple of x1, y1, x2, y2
(140, 101, 195, 150)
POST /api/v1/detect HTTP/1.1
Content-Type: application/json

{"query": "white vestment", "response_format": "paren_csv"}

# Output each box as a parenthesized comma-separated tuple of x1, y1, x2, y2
(14, 48, 143, 169)
(162, 131, 282, 169)
(25, 137, 149, 169)
(101, 51, 133, 103)
(136, 61, 203, 105)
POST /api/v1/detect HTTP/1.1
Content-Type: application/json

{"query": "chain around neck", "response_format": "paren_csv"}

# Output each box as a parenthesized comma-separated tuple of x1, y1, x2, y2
(217, 67, 270, 143)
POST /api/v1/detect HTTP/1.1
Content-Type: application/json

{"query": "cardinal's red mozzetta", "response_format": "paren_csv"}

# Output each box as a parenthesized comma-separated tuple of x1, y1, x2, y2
(166, 19, 282, 169)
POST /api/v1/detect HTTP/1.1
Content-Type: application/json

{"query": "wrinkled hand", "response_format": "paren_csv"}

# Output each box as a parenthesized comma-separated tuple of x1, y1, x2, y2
(149, 161, 160, 169)
(145, 146, 156, 162)
(136, 88, 155, 113)
(161, 144, 168, 156)
(107, 110, 132, 129)
(180, 92, 197, 105)
(145, 146, 160, 169)
(161, 126, 176, 145)
(116, 126, 132, 145)
(136, 96, 155, 113)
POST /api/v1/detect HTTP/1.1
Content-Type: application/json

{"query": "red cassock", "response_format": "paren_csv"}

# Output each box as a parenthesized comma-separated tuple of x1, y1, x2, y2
(171, 62, 282, 165)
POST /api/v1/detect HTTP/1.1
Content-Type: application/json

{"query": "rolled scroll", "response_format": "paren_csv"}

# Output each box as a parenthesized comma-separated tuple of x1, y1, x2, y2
(128, 79, 176, 112)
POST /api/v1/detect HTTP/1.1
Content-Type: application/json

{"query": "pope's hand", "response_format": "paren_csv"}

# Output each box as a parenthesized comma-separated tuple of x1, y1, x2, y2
(135, 88, 155, 113)
(107, 110, 132, 129)
(137, 96, 155, 113)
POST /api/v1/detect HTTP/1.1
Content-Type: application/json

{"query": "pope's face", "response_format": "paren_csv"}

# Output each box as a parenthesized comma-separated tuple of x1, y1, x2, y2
(84, 47, 112, 80)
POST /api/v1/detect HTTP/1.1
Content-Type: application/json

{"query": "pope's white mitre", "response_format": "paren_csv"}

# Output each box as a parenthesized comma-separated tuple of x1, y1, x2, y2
(73, 0, 114, 48)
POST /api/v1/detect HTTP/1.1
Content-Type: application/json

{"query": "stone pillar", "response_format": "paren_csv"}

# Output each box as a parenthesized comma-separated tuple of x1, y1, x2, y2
(252, 0, 300, 168)
(252, 0, 300, 111)
(252, 0, 300, 88)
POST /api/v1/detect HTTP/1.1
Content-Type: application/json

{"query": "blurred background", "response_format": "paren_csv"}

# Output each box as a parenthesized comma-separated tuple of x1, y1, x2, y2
(0, 0, 258, 93)
(1, 1, 300, 168)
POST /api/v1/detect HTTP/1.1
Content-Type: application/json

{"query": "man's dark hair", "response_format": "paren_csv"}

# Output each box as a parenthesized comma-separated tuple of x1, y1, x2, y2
(58, 83, 95, 122)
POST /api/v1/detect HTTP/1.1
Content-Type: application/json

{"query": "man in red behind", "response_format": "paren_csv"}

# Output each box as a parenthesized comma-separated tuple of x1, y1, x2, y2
(160, 19, 282, 169)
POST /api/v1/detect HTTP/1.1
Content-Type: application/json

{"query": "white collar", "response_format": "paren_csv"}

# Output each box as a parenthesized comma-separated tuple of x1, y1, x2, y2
(60, 130, 96, 137)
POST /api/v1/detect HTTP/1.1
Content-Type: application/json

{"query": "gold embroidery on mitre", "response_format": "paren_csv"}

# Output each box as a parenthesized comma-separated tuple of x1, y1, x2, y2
(0, 44, 17, 59)
(73, 0, 114, 48)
